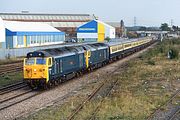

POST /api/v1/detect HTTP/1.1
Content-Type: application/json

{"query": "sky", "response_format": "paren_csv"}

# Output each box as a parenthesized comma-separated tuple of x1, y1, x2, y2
(0, 0, 180, 27)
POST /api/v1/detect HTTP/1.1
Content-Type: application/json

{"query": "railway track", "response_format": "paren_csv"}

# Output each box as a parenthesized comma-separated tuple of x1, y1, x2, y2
(66, 41, 156, 120)
(0, 60, 22, 66)
(168, 108, 180, 120)
(147, 89, 180, 120)
(88, 79, 119, 120)
(0, 41, 156, 115)
(0, 90, 40, 111)
(0, 62, 23, 76)
(0, 81, 27, 95)
(67, 63, 128, 120)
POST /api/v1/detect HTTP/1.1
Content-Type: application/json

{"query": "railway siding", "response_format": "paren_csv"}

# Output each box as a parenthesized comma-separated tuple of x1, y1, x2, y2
(0, 62, 23, 76)
(0, 61, 23, 87)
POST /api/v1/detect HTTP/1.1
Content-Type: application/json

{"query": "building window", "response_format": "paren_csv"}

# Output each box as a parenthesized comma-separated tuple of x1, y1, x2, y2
(37, 35, 41, 44)
(48, 35, 50, 42)
(27, 36, 31, 45)
(17, 36, 24, 45)
(44, 35, 47, 43)
(30, 36, 33, 44)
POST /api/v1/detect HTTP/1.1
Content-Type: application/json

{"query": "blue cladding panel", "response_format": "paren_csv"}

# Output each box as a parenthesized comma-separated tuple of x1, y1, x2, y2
(77, 20, 97, 33)
(16, 32, 65, 36)
(6, 29, 16, 36)
(5, 28, 65, 36)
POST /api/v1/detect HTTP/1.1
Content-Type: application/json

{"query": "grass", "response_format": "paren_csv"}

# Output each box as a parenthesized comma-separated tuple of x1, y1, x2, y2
(23, 39, 180, 120)
(0, 72, 23, 87)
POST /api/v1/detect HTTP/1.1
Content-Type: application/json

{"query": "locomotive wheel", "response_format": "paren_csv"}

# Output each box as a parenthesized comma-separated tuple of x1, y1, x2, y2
(76, 72, 80, 77)
(79, 72, 82, 76)
(45, 81, 53, 89)
(57, 79, 62, 84)
(54, 80, 58, 86)
(88, 67, 93, 72)
(28, 83, 37, 90)
(43, 84, 48, 90)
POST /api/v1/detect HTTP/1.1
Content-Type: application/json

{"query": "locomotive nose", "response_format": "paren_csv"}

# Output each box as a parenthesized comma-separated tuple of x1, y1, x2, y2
(24, 66, 46, 79)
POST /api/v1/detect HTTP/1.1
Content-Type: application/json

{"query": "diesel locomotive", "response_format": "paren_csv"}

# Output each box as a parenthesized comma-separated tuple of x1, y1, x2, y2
(23, 37, 153, 89)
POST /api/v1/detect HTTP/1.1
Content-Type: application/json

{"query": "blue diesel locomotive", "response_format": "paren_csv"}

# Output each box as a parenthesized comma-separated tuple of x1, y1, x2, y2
(23, 37, 153, 89)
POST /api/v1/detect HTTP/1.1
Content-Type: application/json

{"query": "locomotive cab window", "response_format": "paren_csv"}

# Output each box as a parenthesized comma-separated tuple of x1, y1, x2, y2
(36, 58, 46, 65)
(48, 58, 52, 66)
(25, 58, 35, 65)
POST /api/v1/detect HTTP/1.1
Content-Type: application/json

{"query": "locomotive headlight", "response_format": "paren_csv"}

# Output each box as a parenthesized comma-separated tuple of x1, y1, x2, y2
(34, 69, 37, 72)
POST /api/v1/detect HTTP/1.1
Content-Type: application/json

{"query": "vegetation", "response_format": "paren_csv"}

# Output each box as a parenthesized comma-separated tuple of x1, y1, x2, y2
(23, 39, 180, 120)
(0, 72, 23, 87)
(127, 31, 138, 38)
(105, 37, 111, 42)
(172, 25, 179, 32)
(160, 23, 171, 31)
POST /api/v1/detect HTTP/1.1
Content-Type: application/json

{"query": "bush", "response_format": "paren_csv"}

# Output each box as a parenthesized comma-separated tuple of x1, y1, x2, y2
(167, 48, 179, 59)
(105, 37, 111, 42)
(147, 60, 156, 65)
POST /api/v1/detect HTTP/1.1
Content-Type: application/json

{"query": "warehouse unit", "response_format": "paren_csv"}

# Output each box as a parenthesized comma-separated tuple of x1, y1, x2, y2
(0, 13, 94, 38)
(0, 17, 5, 48)
(77, 20, 115, 42)
(0, 18, 65, 49)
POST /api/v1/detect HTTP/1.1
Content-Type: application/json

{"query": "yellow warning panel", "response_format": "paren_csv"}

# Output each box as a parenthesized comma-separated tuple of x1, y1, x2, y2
(98, 23, 105, 42)
(98, 33, 105, 42)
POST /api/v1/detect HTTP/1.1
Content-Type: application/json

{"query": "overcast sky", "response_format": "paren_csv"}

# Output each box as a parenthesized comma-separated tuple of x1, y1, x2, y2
(0, 0, 180, 27)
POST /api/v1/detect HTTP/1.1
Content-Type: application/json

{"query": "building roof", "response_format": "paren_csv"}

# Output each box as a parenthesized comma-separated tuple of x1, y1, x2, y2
(0, 13, 93, 22)
(46, 22, 87, 28)
(95, 20, 114, 29)
(106, 22, 120, 28)
(77, 20, 115, 33)
(4, 20, 61, 32)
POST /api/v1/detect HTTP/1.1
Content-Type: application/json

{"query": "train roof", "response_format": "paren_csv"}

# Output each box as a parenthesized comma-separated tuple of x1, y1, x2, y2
(27, 42, 108, 58)
(105, 38, 145, 46)
(27, 38, 150, 58)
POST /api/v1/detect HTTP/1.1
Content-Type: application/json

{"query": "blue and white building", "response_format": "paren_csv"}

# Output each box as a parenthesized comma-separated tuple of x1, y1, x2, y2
(0, 17, 65, 49)
(77, 20, 115, 42)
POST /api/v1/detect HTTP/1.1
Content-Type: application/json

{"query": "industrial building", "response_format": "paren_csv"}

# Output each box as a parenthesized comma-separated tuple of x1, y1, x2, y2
(107, 21, 127, 38)
(0, 17, 65, 49)
(77, 20, 115, 42)
(0, 13, 94, 38)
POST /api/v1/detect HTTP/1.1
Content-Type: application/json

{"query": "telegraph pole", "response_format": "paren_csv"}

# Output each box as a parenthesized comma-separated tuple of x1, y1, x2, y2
(134, 17, 137, 26)
(170, 19, 174, 27)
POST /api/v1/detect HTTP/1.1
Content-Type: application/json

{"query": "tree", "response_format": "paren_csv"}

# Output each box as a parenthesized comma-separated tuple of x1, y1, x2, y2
(105, 37, 111, 42)
(172, 25, 179, 31)
(160, 23, 171, 31)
